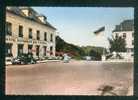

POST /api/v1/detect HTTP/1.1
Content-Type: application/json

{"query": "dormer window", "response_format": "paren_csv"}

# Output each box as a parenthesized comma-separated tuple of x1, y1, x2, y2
(37, 15, 47, 23)
(20, 7, 33, 17)
(21, 9, 29, 16)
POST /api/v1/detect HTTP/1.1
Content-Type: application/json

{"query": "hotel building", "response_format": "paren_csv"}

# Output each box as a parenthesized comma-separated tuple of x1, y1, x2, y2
(6, 7, 56, 59)
(112, 19, 134, 59)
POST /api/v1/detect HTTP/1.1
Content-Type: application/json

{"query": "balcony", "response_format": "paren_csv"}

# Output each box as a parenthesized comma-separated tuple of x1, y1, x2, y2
(17, 37, 24, 43)
(6, 31, 12, 36)
(28, 39, 33, 44)
(19, 34, 23, 38)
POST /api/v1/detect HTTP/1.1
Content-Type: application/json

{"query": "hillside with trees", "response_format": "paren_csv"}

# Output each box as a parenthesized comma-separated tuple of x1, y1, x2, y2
(56, 36, 106, 60)
(56, 36, 85, 59)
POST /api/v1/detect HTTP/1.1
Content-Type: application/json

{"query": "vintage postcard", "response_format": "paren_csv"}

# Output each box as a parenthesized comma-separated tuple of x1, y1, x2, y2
(5, 6, 134, 96)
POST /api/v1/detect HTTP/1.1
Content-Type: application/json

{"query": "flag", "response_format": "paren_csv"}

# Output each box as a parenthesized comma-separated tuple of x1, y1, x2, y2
(94, 26, 105, 35)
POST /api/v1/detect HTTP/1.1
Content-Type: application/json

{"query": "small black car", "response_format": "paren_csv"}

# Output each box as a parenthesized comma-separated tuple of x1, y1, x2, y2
(12, 53, 37, 65)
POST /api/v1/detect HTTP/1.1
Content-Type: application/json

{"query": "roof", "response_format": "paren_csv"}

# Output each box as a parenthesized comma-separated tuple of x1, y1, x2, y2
(6, 7, 56, 30)
(113, 19, 134, 32)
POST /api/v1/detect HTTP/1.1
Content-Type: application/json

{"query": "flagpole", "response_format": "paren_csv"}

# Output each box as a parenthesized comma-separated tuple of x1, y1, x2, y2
(93, 26, 106, 61)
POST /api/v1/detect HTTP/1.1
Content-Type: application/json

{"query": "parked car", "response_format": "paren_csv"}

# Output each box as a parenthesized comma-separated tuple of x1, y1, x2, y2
(12, 53, 37, 65)
(83, 56, 99, 61)
(6, 57, 12, 65)
(12, 57, 24, 65)
(85, 56, 91, 61)
(91, 56, 97, 61)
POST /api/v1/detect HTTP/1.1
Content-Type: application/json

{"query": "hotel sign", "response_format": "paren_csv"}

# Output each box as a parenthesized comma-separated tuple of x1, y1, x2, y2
(17, 38, 33, 44)
(35, 40, 47, 45)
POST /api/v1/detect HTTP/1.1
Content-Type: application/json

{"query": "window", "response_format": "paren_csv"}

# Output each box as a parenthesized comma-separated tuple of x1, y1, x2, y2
(131, 48, 134, 52)
(36, 30, 40, 40)
(18, 44, 24, 55)
(19, 25, 23, 37)
(29, 28, 32, 39)
(36, 45, 40, 56)
(6, 22, 12, 35)
(50, 46, 53, 55)
(6, 43, 12, 57)
(123, 33, 126, 38)
(132, 40, 134, 45)
(132, 32, 134, 37)
(127, 48, 131, 53)
(28, 45, 33, 53)
(43, 46, 47, 56)
(44, 32, 47, 41)
(50, 34, 53, 42)
(115, 33, 118, 38)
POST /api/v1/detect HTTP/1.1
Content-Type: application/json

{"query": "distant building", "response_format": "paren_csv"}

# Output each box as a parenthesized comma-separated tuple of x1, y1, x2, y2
(112, 19, 134, 53)
(6, 7, 56, 59)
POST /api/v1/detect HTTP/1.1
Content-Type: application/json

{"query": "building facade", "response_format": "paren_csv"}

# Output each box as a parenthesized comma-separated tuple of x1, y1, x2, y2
(6, 7, 56, 59)
(112, 19, 134, 53)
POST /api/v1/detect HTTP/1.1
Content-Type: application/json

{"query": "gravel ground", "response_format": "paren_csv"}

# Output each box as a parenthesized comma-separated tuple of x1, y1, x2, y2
(6, 60, 133, 95)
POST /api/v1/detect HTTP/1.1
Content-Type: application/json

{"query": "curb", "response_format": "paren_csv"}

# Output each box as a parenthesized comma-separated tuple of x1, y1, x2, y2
(37, 60, 61, 63)
(6, 60, 62, 66)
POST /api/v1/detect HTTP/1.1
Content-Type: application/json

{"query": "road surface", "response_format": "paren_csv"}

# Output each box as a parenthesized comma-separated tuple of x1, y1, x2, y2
(6, 60, 133, 95)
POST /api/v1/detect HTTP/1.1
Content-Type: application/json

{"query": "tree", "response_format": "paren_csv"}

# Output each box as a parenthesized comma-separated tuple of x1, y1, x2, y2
(89, 47, 106, 60)
(108, 35, 126, 52)
(56, 36, 85, 59)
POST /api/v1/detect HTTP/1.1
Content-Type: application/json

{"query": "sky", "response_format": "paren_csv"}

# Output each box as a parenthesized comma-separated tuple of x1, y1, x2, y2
(33, 7, 134, 48)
